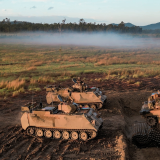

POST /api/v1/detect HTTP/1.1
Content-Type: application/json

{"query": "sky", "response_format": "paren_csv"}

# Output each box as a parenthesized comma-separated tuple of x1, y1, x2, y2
(0, 0, 160, 25)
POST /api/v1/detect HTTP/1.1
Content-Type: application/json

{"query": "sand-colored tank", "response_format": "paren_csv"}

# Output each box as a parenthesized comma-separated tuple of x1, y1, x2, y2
(21, 97, 103, 141)
(131, 91, 160, 147)
(46, 79, 107, 110)
(140, 91, 160, 127)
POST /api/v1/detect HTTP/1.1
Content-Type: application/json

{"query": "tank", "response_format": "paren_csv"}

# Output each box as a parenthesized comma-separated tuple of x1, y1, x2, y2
(46, 78, 107, 110)
(21, 96, 103, 141)
(140, 91, 160, 127)
(131, 91, 160, 147)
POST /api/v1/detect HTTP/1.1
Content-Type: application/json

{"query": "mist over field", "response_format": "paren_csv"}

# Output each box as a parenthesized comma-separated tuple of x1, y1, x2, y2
(0, 32, 159, 48)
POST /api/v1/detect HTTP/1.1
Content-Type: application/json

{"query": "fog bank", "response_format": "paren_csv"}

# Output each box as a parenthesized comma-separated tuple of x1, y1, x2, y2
(0, 32, 159, 48)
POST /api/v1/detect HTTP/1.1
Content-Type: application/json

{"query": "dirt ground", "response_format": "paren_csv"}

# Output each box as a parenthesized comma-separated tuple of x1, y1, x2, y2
(1, 76, 160, 160)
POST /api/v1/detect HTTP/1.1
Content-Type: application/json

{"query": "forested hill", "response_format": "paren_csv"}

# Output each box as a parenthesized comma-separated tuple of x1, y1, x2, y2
(113, 22, 160, 30)
(0, 18, 142, 33)
(141, 22, 160, 30)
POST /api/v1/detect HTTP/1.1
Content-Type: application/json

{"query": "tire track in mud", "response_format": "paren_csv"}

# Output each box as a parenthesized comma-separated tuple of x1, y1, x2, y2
(1, 90, 144, 160)
(0, 125, 124, 160)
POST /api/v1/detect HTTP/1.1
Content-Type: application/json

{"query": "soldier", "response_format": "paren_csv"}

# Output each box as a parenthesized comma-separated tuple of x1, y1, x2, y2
(77, 77, 88, 92)
(72, 77, 87, 92)
(77, 77, 83, 84)
(73, 77, 82, 92)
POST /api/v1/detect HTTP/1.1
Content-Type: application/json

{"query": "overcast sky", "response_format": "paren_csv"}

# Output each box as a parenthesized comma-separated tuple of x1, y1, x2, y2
(0, 0, 160, 25)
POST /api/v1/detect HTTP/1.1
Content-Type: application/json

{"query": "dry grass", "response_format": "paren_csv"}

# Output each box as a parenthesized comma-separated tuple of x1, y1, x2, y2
(58, 64, 82, 69)
(0, 81, 7, 89)
(12, 91, 19, 97)
(34, 61, 45, 66)
(38, 76, 55, 83)
(6, 79, 26, 91)
(28, 85, 41, 92)
(104, 68, 160, 80)
(27, 66, 37, 71)
(94, 56, 137, 66)
(152, 61, 160, 65)
(30, 78, 37, 85)
(12, 87, 25, 97)
(1, 44, 160, 96)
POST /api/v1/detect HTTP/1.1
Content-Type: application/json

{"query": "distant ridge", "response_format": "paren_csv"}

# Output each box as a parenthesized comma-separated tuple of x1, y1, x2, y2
(112, 22, 160, 30)
(141, 22, 160, 30)
(1, 19, 160, 30)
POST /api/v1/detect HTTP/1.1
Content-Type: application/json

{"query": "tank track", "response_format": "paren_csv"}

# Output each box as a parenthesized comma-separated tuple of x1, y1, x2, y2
(79, 102, 106, 110)
(148, 127, 160, 144)
(131, 122, 152, 147)
(26, 127, 97, 141)
(131, 123, 160, 147)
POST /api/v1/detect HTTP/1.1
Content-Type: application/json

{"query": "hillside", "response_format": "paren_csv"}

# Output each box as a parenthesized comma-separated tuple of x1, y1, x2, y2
(112, 22, 160, 30)
(141, 22, 160, 30)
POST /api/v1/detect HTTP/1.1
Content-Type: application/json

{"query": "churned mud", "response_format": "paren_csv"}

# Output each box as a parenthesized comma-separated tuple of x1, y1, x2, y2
(1, 76, 160, 160)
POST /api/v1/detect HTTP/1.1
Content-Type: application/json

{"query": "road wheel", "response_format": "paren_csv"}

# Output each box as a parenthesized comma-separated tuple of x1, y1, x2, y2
(62, 131, 70, 140)
(27, 127, 34, 135)
(71, 131, 78, 140)
(54, 131, 61, 139)
(36, 129, 43, 137)
(80, 132, 88, 141)
(97, 103, 103, 109)
(45, 130, 52, 138)
(90, 104, 97, 110)
(91, 131, 97, 138)
(146, 117, 157, 127)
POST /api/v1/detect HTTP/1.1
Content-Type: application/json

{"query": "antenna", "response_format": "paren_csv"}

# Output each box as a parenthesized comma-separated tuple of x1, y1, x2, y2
(50, 90, 54, 107)
(31, 91, 34, 111)
(39, 95, 42, 108)
(32, 91, 33, 106)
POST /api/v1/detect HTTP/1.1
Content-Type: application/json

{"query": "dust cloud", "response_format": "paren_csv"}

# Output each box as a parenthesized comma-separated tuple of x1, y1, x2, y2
(0, 32, 159, 48)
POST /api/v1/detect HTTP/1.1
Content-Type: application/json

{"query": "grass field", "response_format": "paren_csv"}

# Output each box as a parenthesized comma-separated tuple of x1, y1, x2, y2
(1, 43, 160, 97)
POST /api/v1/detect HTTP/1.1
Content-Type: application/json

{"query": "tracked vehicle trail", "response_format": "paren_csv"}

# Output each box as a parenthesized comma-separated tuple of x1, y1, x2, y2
(0, 125, 124, 160)
(1, 87, 160, 159)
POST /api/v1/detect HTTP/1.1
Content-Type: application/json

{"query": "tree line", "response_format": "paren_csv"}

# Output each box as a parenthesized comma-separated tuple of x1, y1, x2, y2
(0, 18, 142, 33)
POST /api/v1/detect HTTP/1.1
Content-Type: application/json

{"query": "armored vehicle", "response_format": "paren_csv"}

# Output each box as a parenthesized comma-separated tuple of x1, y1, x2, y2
(46, 78, 107, 110)
(140, 91, 160, 127)
(21, 96, 103, 141)
(131, 91, 160, 147)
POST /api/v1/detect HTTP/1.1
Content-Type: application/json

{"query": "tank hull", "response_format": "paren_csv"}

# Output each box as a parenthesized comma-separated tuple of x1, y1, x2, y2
(21, 111, 100, 131)
(46, 89, 107, 109)
(21, 105, 103, 141)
